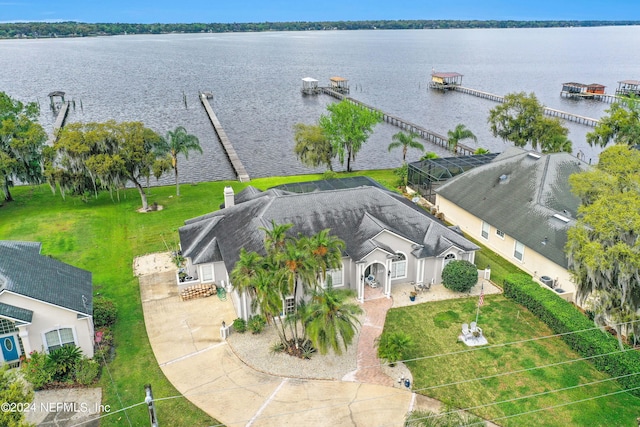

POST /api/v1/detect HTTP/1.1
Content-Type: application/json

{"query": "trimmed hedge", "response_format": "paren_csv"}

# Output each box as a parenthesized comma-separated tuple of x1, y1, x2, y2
(503, 274, 640, 397)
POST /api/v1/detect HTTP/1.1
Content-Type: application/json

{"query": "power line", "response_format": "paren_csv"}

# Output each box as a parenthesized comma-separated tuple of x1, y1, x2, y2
(95, 341, 133, 427)
(400, 372, 640, 426)
(135, 346, 640, 427)
(363, 318, 640, 370)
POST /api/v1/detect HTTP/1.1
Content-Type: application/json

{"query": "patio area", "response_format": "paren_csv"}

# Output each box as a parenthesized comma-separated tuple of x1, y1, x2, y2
(388, 277, 502, 308)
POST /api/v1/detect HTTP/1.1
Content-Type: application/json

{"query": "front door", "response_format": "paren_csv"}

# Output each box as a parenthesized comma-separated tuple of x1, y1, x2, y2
(0, 335, 19, 362)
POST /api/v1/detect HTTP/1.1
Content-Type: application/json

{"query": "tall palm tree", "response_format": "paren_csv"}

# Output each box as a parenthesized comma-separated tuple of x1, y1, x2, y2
(261, 220, 293, 256)
(304, 284, 362, 355)
(304, 229, 345, 285)
(388, 131, 424, 163)
(447, 124, 477, 154)
(156, 126, 202, 196)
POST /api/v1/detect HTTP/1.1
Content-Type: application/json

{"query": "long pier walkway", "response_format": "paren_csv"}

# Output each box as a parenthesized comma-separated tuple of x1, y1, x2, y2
(320, 87, 475, 155)
(453, 86, 600, 127)
(199, 94, 250, 182)
(47, 101, 70, 145)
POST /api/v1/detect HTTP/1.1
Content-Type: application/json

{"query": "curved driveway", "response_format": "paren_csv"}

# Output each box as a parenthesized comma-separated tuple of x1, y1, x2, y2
(137, 258, 433, 427)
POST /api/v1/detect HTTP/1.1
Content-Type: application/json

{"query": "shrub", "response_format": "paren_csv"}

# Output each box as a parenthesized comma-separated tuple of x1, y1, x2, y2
(377, 331, 415, 367)
(22, 351, 54, 390)
(94, 327, 115, 364)
(322, 170, 338, 180)
(503, 273, 640, 397)
(248, 314, 266, 334)
(48, 345, 83, 382)
(442, 260, 478, 293)
(74, 357, 101, 385)
(93, 296, 117, 328)
(233, 318, 246, 333)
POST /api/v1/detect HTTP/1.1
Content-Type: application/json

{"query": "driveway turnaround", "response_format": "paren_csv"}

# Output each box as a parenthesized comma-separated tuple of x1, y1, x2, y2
(137, 254, 426, 427)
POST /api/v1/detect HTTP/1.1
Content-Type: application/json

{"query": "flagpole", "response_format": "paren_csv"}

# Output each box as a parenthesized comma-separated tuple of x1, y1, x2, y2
(475, 281, 484, 325)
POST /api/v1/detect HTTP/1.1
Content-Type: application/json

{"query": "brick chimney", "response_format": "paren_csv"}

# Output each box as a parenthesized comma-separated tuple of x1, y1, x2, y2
(223, 186, 235, 208)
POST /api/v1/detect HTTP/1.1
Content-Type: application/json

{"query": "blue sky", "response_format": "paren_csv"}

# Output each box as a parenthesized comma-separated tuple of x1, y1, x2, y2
(2, 1, 639, 23)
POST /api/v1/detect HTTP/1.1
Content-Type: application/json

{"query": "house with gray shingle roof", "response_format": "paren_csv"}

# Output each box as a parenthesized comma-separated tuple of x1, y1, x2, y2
(179, 179, 479, 319)
(435, 147, 590, 302)
(0, 241, 94, 363)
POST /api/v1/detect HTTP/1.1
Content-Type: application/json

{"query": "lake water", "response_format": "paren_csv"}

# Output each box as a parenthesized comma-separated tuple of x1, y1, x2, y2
(2, 26, 639, 183)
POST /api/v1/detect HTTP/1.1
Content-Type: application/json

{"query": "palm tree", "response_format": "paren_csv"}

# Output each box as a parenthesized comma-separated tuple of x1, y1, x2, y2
(447, 124, 477, 154)
(474, 147, 490, 155)
(156, 126, 202, 196)
(388, 131, 424, 163)
(304, 284, 362, 355)
(261, 220, 293, 256)
(304, 229, 345, 284)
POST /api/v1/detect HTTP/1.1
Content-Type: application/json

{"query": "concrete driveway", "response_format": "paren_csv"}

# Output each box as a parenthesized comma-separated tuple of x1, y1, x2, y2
(137, 255, 419, 427)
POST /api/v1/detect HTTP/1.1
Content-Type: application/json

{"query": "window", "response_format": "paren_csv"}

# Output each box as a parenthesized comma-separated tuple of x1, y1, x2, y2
(283, 296, 296, 316)
(44, 328, 75, 353)
(514, 241, 525, 261)
(444, 253, 456, 266)
(201, 264, 214, 282)
(326, 267, 343, 287)
(481, 222, 490, 239)
(390, 253, 407, 279)
(496, 229, 505, 239)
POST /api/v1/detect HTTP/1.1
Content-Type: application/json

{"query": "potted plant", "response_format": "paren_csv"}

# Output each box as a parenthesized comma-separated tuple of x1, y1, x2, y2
(409, 291, 417, 302)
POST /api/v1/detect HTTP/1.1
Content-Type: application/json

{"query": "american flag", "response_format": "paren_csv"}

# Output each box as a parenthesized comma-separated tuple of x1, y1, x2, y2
(478, 290, 484, 307)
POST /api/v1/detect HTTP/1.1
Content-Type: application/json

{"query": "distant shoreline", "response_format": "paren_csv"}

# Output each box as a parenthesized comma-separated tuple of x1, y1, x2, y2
(1, 19, 639, 40)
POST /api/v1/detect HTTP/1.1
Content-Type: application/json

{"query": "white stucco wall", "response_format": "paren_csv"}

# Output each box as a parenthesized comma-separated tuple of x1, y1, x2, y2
(0, 292, 94, 358)
(436, 195, 576, 301)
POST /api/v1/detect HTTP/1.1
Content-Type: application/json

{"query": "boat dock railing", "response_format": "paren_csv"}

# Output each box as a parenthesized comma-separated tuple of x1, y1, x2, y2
(319, 87, 475, 155)
(199, 93, 250, 182)
(454, 86, 600, 127)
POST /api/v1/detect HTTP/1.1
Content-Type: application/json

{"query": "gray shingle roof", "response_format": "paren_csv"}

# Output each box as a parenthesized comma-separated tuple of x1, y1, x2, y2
(180, 182, 479, 273)
(435, 148, 590, 268)
(0, 302, 33, 324)
(0, 241, 93, 315)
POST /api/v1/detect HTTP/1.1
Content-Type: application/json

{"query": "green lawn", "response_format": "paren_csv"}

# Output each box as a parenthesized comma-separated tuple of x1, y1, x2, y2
(0, 170, 397, 427)
(385, 296, 640, 426)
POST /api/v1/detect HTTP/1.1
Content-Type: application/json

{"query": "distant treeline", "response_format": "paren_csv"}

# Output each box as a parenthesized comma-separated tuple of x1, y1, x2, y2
(1, 20, 639, 39)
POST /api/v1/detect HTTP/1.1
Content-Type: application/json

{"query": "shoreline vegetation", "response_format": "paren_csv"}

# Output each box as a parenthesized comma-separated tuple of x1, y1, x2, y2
(2, 19, 640, 39)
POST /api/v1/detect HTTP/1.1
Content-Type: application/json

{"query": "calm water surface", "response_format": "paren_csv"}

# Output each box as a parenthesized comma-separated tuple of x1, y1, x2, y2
(1, 26, 639, 183)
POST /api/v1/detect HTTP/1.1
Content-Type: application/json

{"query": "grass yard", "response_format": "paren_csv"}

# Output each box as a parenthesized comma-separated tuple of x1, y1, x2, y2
(0, 169, 397, 426)
(384, 295, 640, 426)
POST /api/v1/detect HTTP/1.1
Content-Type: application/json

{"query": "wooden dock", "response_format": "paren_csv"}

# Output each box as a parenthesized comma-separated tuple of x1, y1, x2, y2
(560, 91, 620, 104)
(320, 87, 475, 155)
(199, 94, 250, 182)
(47, 101, 70, 145)
(453, 86, 600, 127)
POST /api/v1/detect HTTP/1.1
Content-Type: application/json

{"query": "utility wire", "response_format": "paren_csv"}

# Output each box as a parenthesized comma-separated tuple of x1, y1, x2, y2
(399, 372, 640, 426)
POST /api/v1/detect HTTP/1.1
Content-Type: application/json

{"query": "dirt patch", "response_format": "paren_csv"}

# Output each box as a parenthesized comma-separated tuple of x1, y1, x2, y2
(136, 204, 164, 213)
(133, 252, 175, 276)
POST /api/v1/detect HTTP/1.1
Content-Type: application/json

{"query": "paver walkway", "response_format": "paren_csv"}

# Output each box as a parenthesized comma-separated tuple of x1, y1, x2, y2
(354, 287, 394, 386)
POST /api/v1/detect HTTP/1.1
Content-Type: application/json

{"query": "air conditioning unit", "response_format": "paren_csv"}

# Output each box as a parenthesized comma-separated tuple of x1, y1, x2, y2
(540, 276, 554, 288)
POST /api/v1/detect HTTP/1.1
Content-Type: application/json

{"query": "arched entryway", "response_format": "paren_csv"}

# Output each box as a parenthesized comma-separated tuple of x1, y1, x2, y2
(363, 262, 387, 300)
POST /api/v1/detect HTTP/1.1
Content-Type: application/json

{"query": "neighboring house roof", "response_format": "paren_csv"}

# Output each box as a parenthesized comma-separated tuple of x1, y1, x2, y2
(435, 147, 590, 268)
(180, 183, 479, 273)
(0, 241, 93, 316)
